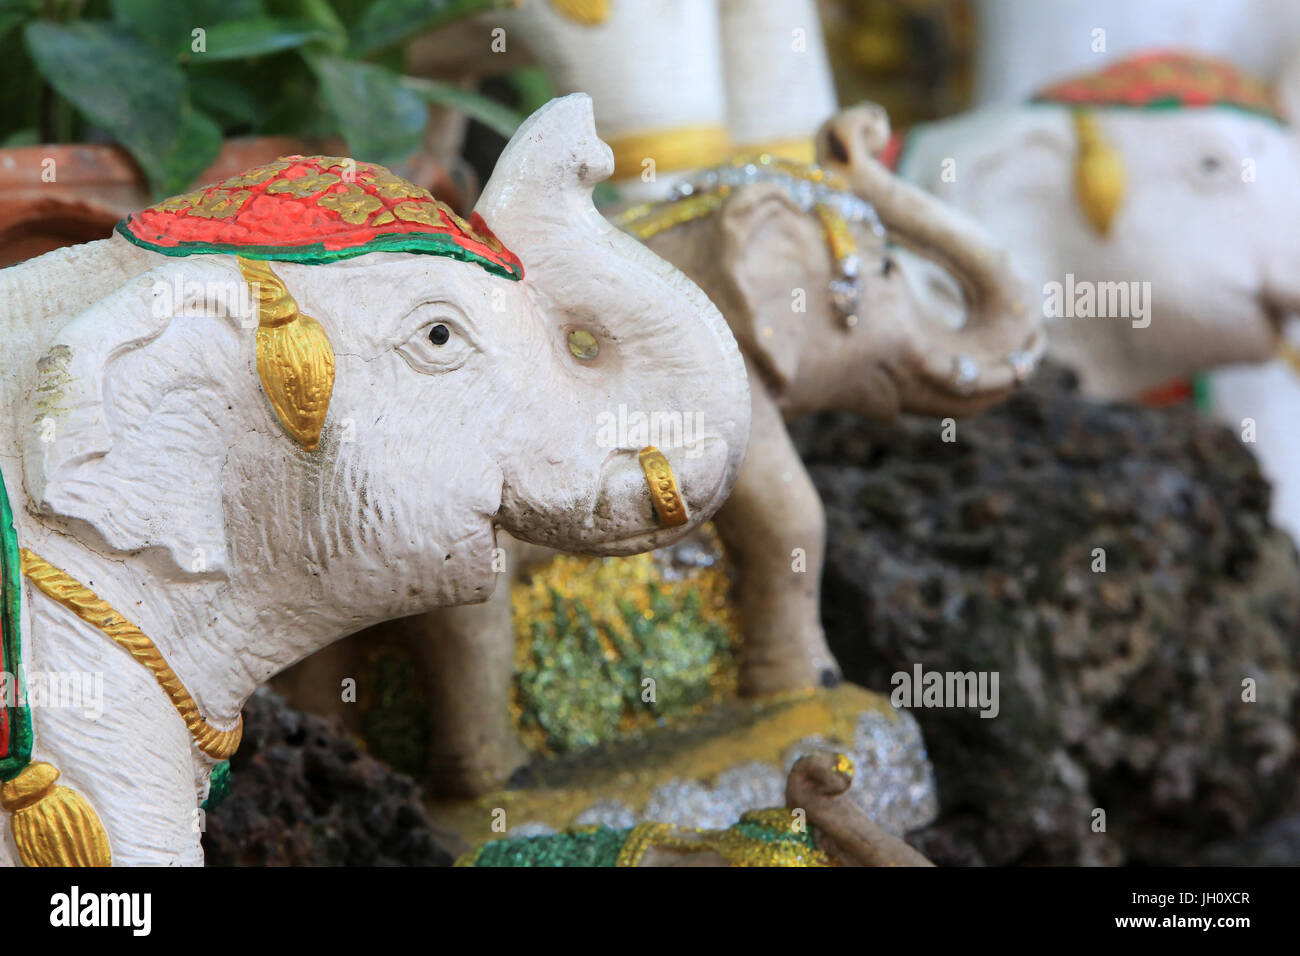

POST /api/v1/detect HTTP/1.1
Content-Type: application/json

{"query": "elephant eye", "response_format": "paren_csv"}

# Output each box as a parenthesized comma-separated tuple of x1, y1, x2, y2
(568, 328, 599, 360)
(1191, 150, 1236, 188)
(398, 320, 475, 374)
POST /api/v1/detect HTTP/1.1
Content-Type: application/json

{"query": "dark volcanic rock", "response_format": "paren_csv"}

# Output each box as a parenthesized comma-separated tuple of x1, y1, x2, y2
(1195, 811, 1300, 866)
(792, 363, 1300, 866)
(202, 688, 462, 866)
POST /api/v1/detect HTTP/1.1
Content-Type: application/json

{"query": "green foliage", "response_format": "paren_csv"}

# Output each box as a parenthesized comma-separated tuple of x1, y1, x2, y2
(312, 54, 427, 166)
(2, 0, 524, 198)
(360, 649, 428, 778)
(515, 585, 736, 754)
(348, 0, 486, 58)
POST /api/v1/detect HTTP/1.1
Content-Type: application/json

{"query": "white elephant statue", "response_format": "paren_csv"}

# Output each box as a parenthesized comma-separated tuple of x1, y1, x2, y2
(276, 100, 1044, 797)
(0, 94, 750, 866)
(886, 50, 1300, 536)
(490, 0, 837, 201)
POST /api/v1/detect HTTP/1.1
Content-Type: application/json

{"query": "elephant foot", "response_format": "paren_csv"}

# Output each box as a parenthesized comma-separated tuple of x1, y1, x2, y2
(428, 738, 529, 799)
(740, 655, 842, 698)
(738, 621, 843, 697)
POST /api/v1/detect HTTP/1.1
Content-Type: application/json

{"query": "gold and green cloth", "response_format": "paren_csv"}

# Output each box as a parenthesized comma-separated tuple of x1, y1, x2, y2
(458, 809, 834, 867)
(0, 469, 30, 783)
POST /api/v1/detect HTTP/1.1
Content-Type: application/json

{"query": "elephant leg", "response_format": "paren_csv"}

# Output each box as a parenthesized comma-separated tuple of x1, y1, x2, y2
(406, 574, 528, 798)
(714, 385, 840, 695)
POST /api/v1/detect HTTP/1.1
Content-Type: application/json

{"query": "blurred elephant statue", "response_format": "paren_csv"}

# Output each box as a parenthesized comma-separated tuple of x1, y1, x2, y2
(0, 95, 750, 866)
(281, 101, 1043, 798)
(458, 751, 934, 867)
(636, 104, 1043, 697)
(891, 50, 1300, 538)
(409, 0, 839, 204)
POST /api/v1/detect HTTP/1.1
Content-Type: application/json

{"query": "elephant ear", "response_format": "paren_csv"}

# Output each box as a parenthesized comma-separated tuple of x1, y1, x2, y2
(23, 256, 251, 578)
(902, 107, 1076, 270)
(1274, 44, 1300, 123)
(718, 182, 825, 392)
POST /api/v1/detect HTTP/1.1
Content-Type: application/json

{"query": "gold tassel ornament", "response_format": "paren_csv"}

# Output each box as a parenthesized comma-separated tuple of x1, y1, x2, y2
(1, 762, 111, 866)
(237, 257, 335, 451)
(1072, 109, 1126, 236)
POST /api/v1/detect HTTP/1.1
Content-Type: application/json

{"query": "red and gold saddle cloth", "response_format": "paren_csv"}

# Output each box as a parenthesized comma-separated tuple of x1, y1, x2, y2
(1032, 50, 1284, 123)
(117, 155, 524, 280)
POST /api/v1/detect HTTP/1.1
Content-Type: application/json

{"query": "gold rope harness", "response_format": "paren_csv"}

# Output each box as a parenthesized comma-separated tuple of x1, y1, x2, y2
(19, 548, 242, 761)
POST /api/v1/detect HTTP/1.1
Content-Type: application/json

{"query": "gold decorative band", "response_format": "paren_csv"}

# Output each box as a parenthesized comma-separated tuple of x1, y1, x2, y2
(638, 446, 689, 529)
(615, 192, 727, 241)
(1281, 342, 1300, 377)
(548, 0, 609, 25)
(607, 124, 732, 179)
(1071, 108, 1125, 236)
(733, 137, 817, 165)
(20, 548, 243, 761)
(813, 202, 859, 264)
(238, 256, 335, 452)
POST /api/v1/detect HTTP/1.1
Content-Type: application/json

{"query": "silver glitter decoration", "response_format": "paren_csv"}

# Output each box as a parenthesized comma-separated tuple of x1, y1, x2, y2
(828, 277, 861, 325)
(783, 709, 938, 836)
(1007, 348, 1037, 383)
(951, 354, 980, 396)
(508, 821, 557, 838)
(651, 528, 722, 582)
(574, 800, 639, 830)
(670, 154, 887, 238)
(642, 779, 742, 830)
(556, 703, 938, 836)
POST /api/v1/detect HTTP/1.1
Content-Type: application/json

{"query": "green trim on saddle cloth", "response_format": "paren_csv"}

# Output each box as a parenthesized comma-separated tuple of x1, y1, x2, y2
(459, 811, 831, 867)
(201, 760, 232, 811)
(463, 824, 630, 867)
(0, 468, 31, 782)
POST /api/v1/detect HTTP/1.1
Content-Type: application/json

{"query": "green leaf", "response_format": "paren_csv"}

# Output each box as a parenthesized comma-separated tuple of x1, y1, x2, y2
(0, 12, 27, 45)
(269, 0, 346, 54)
(188, 17, 328, 61)
(509, 65, 557, 118)
(188, 71, 264, 127)
(349, 0, 497, 58)
(110, 0, 266, 55)
(161, 107, 224, 196)
(310, 55, 427, 165)
(23, 21, 221, 195)
(402, 76, 523, 140)
(1, 128, 37, 147)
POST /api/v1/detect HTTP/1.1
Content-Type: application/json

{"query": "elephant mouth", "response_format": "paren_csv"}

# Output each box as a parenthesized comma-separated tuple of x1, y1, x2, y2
(1263, 301, 1291, 339)
(590, 439, 732, 555)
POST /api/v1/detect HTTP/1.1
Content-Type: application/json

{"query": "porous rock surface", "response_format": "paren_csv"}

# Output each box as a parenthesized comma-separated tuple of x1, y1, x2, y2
(202, 688, 463, 866)
(793, 363, 1300, 866)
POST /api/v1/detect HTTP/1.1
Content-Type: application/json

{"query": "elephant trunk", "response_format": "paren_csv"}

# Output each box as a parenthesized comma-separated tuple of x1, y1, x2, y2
(815, 103, 1045, 409)
(1263, 256, 1300, 323)
(474, 95, 750, 554)
(785, 752, 934, 867)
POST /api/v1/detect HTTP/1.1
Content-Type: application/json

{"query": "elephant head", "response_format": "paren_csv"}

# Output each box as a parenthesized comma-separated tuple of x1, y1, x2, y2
(18, 95, 750, 636)
(810, 102, 1045, 417)
(623, 101, 1043, 422)
(897, 51, 1300, 399)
